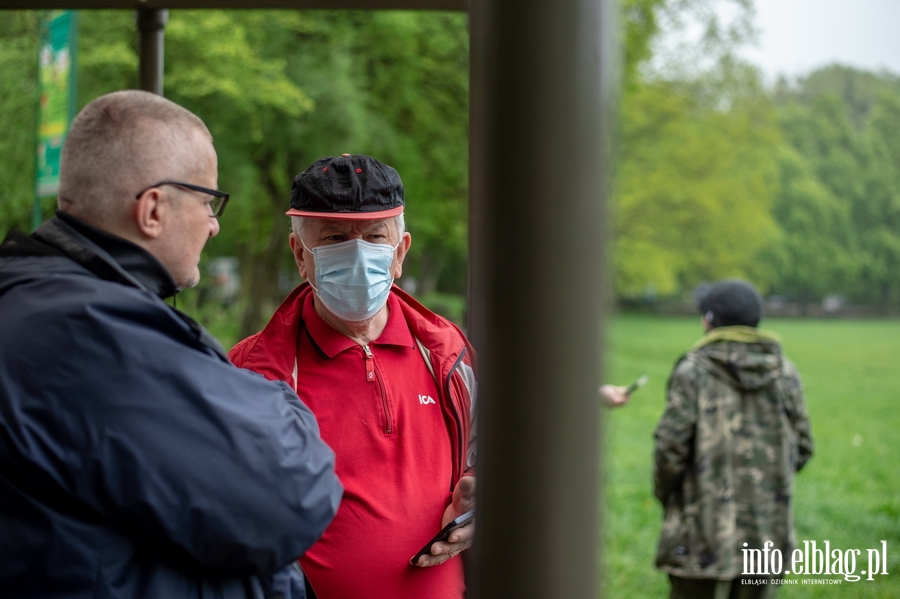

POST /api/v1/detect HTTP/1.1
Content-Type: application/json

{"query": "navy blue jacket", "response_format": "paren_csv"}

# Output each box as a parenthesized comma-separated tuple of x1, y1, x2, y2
(0, 213, 342, 598)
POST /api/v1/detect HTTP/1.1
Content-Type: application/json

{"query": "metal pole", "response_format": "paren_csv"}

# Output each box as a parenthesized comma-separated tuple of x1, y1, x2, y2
(137, 8, 168, 95)
(468, 0, 617, 595)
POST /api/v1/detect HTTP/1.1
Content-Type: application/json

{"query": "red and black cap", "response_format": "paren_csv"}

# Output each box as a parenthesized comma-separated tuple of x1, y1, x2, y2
(286, 154, 404, 219)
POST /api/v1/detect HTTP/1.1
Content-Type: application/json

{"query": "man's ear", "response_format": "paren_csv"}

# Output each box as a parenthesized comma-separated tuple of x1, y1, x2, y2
(392, 231, 412, 279)
(289, 233, 309, 279)
(134, 188, 164, 239)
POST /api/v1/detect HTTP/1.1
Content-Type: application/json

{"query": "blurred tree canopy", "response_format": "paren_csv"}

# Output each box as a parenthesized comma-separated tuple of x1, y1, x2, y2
(0, 9, 468, 338)
(0, 13, 41, 233)
(2, 3, 900, 333)
(615, 0, 781, 300)
(615, 0, 900, 312)
(774, 66, 900, 311)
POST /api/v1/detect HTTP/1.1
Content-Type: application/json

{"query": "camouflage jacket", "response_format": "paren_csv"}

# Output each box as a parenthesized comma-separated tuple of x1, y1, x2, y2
(653, 326, 814, 579)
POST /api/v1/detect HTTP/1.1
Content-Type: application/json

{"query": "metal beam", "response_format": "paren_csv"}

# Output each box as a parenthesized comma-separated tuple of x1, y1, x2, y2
(137, 8, 167, 94)
(468, 0, 615, 595)
(0, 0, 467, 9)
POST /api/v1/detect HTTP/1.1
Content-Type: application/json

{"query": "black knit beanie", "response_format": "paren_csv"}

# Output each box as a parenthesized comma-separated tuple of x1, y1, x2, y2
(693, 279, 763, 328)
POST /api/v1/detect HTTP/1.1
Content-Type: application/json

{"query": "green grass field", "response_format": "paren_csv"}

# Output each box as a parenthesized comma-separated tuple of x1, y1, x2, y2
(602, 314, 900, 598)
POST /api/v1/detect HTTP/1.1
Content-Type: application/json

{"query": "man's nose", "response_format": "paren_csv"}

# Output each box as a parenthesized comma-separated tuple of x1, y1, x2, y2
(209, 216, 220, 238)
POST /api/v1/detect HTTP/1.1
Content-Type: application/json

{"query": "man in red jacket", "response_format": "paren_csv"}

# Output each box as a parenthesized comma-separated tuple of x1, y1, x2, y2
(230, 154, 476, 599)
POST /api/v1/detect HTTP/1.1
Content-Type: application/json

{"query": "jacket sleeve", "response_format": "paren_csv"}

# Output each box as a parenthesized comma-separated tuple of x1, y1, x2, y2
(459, 344, 477, 476)
(782, 358, 814, 472)
(6, 287, 342, 577)
(653, 356, 698, 504)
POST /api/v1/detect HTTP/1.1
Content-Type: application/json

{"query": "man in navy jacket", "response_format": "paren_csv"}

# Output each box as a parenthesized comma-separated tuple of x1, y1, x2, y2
(0, 90, 342, 598)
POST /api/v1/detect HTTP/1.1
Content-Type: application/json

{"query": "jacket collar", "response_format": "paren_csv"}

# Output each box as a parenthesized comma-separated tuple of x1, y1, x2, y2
(692, 325, 781, 350)
(303, 292, 414, 358)
(34, 212, 179, 299)
(239, 282, 473, 379)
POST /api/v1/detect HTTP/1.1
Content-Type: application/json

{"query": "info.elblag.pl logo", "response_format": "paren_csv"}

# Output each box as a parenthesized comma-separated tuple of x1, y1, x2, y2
(742, 540, 889, 583)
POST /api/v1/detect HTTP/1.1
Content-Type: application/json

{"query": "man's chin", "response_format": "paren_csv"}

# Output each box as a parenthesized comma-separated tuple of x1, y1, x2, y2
(179, 270, 201, 290)
(338, 313, 378, 326)
(314, 295, 385, 328)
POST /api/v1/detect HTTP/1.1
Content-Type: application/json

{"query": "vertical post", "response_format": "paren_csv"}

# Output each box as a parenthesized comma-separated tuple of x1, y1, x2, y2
(468, 0, 617, 596)
(137, 8, 168, 95)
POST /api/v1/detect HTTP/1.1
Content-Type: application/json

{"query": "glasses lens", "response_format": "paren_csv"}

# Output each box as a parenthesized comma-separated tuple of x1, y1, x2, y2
(210, 195, 227, 218)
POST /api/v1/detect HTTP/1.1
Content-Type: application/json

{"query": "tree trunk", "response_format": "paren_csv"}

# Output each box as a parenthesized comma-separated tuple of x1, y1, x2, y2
(880, 281, 892, 316)
(236, 160, 292, 342)
(416, 248, 445, 296)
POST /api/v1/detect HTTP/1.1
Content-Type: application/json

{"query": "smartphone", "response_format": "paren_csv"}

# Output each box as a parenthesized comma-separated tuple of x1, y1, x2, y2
(409, 510, 475, 565)
(624, 374, 649, 395)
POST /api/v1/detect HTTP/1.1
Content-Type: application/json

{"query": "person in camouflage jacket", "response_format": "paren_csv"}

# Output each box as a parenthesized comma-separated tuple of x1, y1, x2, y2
(653, 279, 814, 598)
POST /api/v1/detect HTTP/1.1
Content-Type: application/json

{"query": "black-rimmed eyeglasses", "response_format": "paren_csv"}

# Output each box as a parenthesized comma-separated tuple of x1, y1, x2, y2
(135, 181, 230, 218)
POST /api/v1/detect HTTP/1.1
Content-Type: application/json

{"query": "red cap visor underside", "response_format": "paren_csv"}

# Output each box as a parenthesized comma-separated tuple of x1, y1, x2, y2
(285, 206, 405, 219)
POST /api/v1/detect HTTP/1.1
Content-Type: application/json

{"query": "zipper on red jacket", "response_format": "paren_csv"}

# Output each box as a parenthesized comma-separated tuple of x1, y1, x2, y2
(445, 347, 468, 491)
(363, 344, 392, 434)
(363, 344, 376, 383)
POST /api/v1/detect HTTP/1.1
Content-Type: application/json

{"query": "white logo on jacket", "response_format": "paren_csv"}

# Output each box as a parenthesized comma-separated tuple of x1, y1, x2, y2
(418, 395, 436, 405)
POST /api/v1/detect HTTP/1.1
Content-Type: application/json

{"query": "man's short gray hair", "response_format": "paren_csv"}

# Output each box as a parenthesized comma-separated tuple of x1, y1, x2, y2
(290, 214, 406, 246)
(58, 90, 211, 226)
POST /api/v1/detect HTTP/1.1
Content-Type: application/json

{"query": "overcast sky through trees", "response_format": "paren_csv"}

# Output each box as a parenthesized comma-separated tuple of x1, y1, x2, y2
(740, 0, 900, 81)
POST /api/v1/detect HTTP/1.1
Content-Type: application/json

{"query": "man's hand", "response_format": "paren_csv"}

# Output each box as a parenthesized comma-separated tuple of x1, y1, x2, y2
(599, 384, 630, 408)
(414, 475, 475, 567)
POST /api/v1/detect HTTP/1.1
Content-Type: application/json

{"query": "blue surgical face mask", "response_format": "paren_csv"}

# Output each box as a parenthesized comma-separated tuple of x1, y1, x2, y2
(302, 238, 398, 322)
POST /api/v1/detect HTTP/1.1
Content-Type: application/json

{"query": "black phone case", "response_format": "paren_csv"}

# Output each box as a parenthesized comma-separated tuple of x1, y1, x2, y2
(409, 510, 475, 565)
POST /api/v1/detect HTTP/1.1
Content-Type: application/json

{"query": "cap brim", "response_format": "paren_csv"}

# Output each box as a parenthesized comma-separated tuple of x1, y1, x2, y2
(285, 206, 404, 219)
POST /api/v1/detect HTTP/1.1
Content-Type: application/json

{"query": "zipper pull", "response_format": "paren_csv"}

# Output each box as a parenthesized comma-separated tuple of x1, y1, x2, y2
(363, 344, 376, 383)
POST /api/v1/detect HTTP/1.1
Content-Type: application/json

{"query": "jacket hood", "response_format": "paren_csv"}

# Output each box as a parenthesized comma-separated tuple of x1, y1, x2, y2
(691, 326, 784, 391)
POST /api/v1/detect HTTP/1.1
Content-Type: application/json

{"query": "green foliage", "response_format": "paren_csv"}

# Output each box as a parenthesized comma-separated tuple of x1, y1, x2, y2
(2, 9, 469, 338)
(162, 10, 469, 336)
(5, 2, 900, 321)
(620, 0, 665, 87)
(336, 11, 470, 296)
(859, 93, 900, 308)
(615, 0, 900, 309)
(773, 68, 900, 309)
(757, 146, 855, 306)
(776, 65, 900, 131)
(613, 0, 785, 299)
(0, 12, 40, 234)
(615, 56, 780, 296)
(77, 11, 137, 100)
(604, 314, 900, 598)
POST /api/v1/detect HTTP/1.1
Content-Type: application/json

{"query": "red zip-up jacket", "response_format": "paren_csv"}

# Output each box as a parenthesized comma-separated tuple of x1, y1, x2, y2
(229, 284, 477, 597)
(229, 283, 476, 488)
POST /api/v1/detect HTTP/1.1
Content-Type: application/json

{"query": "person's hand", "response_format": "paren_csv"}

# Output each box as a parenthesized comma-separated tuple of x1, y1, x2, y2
(414, 475, 475, 567)
(599, 384, 630, 408)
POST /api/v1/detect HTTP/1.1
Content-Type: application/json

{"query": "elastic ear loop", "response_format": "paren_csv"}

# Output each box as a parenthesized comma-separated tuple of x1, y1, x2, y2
(299, 238, 320, 294)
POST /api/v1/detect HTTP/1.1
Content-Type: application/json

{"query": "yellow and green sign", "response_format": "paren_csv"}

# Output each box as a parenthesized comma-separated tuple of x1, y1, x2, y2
(35, 10, 78, 228)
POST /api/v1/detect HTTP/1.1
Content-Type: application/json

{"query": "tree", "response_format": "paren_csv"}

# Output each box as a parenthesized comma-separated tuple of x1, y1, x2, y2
(24, 9, 470, 338)
(859, 93, 900, 311)
(776, 64, 900, 131)
(614, 2, 781, 297)
(0, 12, 41, 235)
(775, 68, 900, 310)
(759, 146, 855, 311)
(612, 0, 781, 299)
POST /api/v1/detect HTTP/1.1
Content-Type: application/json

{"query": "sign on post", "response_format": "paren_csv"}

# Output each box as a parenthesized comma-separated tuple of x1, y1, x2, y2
(34, 10, 77, 230)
